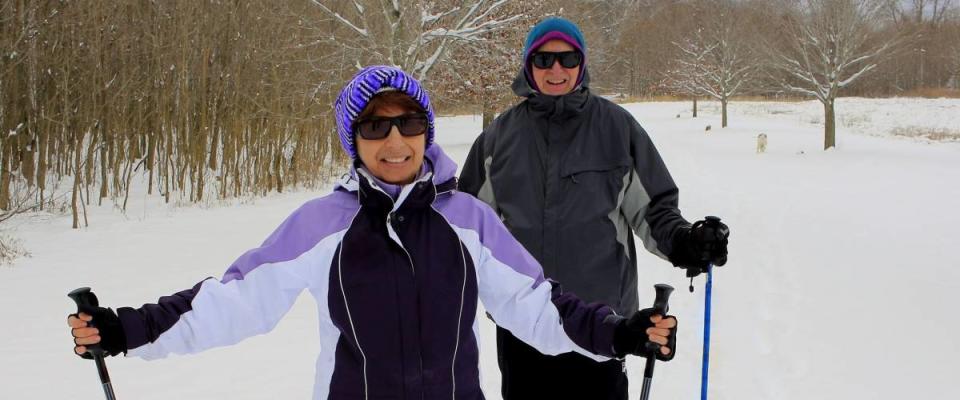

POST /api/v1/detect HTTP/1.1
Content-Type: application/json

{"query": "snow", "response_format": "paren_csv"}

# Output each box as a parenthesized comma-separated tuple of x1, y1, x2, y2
(2, 98, 960, 399)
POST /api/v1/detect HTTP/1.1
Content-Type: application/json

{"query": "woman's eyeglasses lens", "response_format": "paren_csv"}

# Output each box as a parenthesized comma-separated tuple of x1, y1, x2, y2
(355, 114, 428, 140)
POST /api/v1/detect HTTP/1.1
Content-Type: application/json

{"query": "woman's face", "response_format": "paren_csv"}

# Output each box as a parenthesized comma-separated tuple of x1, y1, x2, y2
(355, 104, 426, 185)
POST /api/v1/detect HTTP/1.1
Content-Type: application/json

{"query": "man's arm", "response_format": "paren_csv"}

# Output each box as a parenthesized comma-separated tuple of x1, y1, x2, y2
(620, 118, 729, 273)
(459, 132, 498, 211)
(619, 119, 690, 261)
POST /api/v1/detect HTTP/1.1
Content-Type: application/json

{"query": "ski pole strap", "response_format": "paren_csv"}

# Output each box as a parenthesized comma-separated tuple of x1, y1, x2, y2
(700, 265, 713, 400)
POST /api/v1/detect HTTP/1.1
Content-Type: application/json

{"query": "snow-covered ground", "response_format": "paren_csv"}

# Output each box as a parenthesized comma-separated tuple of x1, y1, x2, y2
(2, 97, 959, 400)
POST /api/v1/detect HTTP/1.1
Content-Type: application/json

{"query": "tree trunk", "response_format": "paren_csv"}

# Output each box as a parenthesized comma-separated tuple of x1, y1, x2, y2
(164, 131, 171, 204)
(482, 102, 495, 130)
(71, 133, 83, 229)
(0, 138, 9, 211)
(37, 124, 47, 210)
(692, 97, 698, 118)
(84, 129, 97, 205)
(99, 133, 108, 205)
(147, 131, 156, 195)
(824, 99, 836, 150)
(22, 136, 36, 186)
(274, 147, 283, 194)
(721, 97, 728, 128)
(208, 126, 219, 171)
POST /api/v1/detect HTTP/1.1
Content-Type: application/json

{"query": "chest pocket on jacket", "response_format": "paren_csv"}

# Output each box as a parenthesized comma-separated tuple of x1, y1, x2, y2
(560, 158, 631, 219)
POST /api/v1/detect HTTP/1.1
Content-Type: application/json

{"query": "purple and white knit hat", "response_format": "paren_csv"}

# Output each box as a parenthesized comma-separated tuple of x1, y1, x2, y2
(334, 65, 436, 159)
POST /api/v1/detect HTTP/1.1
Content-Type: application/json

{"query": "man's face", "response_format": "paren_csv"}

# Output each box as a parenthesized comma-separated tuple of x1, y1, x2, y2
(530, 39, 581, 96)
(355, 104, 426, 185)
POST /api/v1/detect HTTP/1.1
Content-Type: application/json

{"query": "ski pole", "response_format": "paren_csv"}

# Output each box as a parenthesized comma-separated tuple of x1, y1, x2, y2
(700, 264, 713, 400)
(68, 287, 118, 400)
(639, 283, 674, 400)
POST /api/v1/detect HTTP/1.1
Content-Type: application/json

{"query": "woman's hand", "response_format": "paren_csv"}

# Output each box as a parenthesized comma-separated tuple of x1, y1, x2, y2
(68, 313, 101, 356)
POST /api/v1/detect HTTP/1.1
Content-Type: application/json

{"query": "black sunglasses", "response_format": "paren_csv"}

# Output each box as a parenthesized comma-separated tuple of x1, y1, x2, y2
(530, 51, 582, 69)
(353, 113, 428, 140)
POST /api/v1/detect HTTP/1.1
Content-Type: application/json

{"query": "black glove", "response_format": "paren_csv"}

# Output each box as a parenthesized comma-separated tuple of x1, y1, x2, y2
(613, 308, 677, 361)
(669, 216, 729, 277)
(71, 306, 127, 359)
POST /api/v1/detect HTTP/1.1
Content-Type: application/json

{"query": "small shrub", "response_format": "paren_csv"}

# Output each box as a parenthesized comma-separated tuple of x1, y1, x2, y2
(891, 126, 960, 141)
(0, 234, 30, 266)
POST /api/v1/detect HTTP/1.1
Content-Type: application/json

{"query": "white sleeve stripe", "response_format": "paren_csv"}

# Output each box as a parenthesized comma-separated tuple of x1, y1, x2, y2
(128, 229, 346, 360)
(446, 224, 608, 362)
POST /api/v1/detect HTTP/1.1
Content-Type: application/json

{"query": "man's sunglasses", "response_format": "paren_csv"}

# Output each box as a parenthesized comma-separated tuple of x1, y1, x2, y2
(353, 113, 428, 140)
(530, 51, 582, 69)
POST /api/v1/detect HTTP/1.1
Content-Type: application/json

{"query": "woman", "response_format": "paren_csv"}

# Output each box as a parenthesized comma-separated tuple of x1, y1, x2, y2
(68, 65, 677, 400)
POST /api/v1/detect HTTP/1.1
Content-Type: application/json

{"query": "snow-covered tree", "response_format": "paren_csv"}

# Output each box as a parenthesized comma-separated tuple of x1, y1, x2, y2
(664, 33, 714, 118)
(664, 0, 757, 126)
(425, 2, 547, 127)
(769, 0, 902, 149)
(310, 0, 524, 82)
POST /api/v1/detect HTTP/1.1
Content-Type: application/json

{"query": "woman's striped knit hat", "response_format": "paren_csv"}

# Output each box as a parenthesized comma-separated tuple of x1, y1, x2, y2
(334, 65, 436, 159)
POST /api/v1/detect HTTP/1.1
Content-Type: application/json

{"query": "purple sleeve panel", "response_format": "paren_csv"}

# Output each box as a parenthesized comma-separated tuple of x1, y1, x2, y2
(117, 280, 206, 351)
(221, 192, 358, 283)
(549, 281, 623, 358)
(434, 192, 546, 286)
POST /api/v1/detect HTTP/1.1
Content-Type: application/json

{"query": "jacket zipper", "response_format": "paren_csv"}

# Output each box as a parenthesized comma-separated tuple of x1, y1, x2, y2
(379, 188, 424, 397)
(361, 170, 437, 397)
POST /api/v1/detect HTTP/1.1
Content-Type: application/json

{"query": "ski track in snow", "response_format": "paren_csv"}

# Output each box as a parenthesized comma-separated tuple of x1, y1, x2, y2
(2, 98, 959, 400)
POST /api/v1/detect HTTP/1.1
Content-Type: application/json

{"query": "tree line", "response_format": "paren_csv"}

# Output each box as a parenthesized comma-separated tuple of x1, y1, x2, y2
(1, 0, 956, 229)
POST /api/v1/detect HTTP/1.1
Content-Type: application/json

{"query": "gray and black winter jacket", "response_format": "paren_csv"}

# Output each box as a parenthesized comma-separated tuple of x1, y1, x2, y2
(460, 69, 690, 316)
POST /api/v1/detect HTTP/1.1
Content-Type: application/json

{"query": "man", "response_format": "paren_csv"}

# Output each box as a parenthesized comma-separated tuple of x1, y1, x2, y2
(459, 17, 730, 400)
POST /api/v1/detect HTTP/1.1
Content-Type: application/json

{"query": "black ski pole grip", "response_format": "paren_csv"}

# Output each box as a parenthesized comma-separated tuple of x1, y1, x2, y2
(644, 284, 675, 356)
(705, 216, 728, 238)
(653, 284, 674, 316)
(68, 287, 118, 400)
(68, 287, 105, 355)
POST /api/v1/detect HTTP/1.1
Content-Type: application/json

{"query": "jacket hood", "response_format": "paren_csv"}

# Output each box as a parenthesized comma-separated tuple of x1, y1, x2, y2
(515, 17, 591, 98)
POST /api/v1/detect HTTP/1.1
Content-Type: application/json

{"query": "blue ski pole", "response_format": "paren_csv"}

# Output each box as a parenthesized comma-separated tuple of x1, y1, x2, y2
(700, 264, 713, 400)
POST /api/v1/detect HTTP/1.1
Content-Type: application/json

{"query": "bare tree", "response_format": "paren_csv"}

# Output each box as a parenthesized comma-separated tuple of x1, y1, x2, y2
(769, 0, 902, 149)
(664, 34, 713, 117)
(552, 0, 636, 94)
(310, 0, 523, 82)
(951, 22, 960, 87)
(1, 1, 348, 230)
(666, 0, 758, 127)
(0, 176, 40, 225)
(609, 1, 694, 97)
(885, 0, 956, 26)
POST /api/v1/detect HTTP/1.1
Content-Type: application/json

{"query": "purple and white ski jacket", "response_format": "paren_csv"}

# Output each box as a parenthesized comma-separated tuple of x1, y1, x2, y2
(115, 145, 622, 400)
